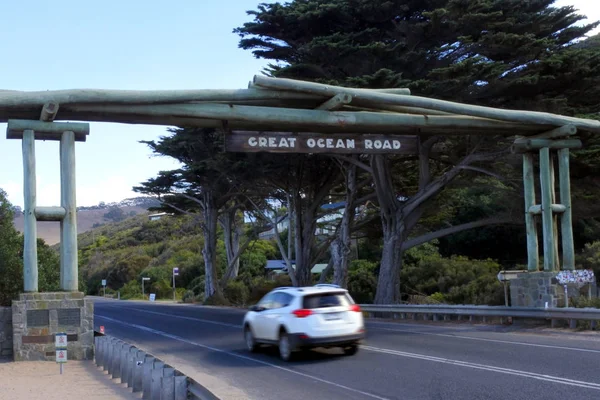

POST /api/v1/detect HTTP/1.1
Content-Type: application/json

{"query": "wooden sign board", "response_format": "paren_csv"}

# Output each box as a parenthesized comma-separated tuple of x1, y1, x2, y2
(225, 131, 418, 154)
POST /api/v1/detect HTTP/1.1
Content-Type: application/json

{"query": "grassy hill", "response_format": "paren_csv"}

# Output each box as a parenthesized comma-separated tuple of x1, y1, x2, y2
(76, 211, 281, 304)
(12, 197, 160, 245)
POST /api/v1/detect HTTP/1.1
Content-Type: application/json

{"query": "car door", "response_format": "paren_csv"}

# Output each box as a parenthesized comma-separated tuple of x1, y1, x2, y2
(261, 292, 293, 341)
(252, 293, 277, 339)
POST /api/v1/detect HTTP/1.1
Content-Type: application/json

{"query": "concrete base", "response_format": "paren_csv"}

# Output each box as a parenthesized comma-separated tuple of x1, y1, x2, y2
(510, 272, 559, 308)
(509, 271, 595, 308)
(11, 292, 94, 361)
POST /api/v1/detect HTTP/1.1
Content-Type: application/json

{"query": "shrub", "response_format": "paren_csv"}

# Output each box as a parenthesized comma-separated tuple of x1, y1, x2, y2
(223, 280, 250, 306)
(182, 290, 196, 303)
(204, 292, 231, 306)
(347, 260, 378, 303)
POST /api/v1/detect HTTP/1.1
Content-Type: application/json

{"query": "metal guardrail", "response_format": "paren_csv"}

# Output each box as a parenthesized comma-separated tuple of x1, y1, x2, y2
(94, 333, 220, 400)
(359, 304, 600, 329)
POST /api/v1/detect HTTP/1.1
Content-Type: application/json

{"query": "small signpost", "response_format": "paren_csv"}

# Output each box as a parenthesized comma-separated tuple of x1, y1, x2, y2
(497, 270, 527, 307)
(173, 267, 179, 302)
(149, 293, 156, 302)
(55, 332, 67, 374)
(141, 277, 150, 299)
(101, 279, 107, 297)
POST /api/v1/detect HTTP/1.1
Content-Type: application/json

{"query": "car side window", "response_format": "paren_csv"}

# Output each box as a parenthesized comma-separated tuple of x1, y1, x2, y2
(257, 293, 276, 309)
(274, 292, 292, 308)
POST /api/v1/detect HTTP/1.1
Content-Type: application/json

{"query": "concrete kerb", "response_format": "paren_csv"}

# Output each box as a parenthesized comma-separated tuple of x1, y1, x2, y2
(93, 332, 219, 400)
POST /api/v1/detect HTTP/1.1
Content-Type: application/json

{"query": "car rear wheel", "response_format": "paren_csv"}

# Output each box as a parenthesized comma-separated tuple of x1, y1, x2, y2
(343, 344, 359, 356)
(278, 332, 293, 361)
(244, 326, 258, 352)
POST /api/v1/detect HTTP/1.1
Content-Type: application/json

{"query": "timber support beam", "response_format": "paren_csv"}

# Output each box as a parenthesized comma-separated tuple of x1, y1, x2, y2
(517, 126, 576, 272)
(6, 119, 88, 292)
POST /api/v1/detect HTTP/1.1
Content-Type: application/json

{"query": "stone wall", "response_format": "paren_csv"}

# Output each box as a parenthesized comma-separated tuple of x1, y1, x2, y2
(509, 271, 596, 308)
(11, 292, 94, 361)
(510, 271, 559, 308)
(0, 307, 13, 358)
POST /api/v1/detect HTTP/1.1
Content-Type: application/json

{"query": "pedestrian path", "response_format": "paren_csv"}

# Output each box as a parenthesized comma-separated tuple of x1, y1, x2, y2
(0, 358, 140, 400)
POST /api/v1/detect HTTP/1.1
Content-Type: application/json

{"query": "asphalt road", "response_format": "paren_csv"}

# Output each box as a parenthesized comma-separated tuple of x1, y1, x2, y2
(93, 298, 600, 400)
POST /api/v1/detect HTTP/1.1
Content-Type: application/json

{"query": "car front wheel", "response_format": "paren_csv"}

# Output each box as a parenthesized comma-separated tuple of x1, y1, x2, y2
(244, 326, 259, 352)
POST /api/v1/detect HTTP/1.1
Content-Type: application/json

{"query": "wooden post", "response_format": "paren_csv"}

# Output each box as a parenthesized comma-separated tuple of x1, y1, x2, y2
(549, 153, 560, 269)
(558, 148, 575, 270)
(522, 154, 539, 271)
(60, 131, 78, 291)
(22, 129, 38, 292)
(539, 147, 556, 271)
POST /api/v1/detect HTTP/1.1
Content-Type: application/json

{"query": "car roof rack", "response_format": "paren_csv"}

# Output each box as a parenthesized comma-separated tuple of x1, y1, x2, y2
(314, 283, 342, 288)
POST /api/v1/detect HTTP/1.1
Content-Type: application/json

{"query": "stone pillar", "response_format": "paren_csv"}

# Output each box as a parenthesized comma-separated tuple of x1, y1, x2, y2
(510, 272, 559, 308)
(11, 292, 94, 361)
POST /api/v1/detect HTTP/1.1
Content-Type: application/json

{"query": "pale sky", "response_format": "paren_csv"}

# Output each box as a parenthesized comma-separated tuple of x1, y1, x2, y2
(0, 0, 597, 208)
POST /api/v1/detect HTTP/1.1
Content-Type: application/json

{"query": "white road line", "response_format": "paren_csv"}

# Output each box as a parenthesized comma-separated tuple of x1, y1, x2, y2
(95, 315, 391, 400)
(368, 324, 600, 354)
(361, 345, 600, 391)
(119, 307, 242, 328)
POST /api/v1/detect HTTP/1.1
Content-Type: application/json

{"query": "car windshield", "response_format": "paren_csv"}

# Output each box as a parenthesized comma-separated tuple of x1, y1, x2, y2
(302, 292, 352, 309)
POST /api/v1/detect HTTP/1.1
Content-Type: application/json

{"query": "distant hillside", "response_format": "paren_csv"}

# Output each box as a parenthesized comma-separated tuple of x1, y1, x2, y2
(12, 196, 161, 245)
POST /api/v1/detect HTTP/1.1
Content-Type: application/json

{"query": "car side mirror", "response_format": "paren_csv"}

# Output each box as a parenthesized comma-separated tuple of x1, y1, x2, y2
(249, 305, 265, 312)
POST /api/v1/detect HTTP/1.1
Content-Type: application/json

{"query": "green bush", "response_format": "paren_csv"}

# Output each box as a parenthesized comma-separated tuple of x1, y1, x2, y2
(429, 292, 445, 303)
(223, 280, 250, 306)
(347, 260, 378, 303)
(204, 292, 231, 306)
(401, 254, 504, 305)
(182, 290, 196, 303)
(572, 296, 600, 330)
(248, 275, 292, 304)
(119, 280, 143, 300)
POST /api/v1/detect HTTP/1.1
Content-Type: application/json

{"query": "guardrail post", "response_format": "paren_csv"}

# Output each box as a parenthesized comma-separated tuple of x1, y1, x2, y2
(174, 375, 188, 400)
(126, 347, 137, 388)
(112, 340, 122, 379)
(106, 338, 115, 374)
(161, 368, 175, 400)
(569, 319, 577, 329)
(95, 336, 102, 367)
(101, 337, 108, 372)
(98, 336, 106, 369)
(142, 356, 156, 399)
(120, 344, 132, 384)
(133, 351, 147, 393)
(151, 360, 165, 400)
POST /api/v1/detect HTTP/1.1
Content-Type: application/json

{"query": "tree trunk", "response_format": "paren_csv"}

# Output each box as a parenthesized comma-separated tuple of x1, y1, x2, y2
(201, 192, 220, 300)
(318, 258, 334, 284)
(293, 195, 317, 286)
(220, 207, 242, 283)
(332, 164, 357, 288)
(374, 214, 404, 304)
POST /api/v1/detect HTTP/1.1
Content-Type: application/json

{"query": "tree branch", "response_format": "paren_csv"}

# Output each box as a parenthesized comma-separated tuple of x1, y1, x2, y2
(458, 165, 506, 181)
(401, 217, 517, 251)
(403, 146, 511, 216)
(334, 155, 373, 173)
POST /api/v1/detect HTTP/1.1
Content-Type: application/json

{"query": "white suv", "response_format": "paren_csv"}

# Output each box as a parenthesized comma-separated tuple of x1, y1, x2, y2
(242, 284, 365, 361)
